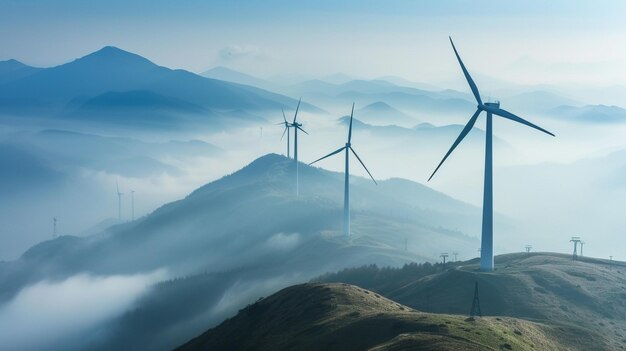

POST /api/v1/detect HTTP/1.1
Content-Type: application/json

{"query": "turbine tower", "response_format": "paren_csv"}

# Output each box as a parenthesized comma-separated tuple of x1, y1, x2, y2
(116, 181, 123, 221)
(276, 108, 294, 158)
(310, 103, 377, 236)
(130, 189, 135, 221)
(53, 217, 57, 239)
(570, 236, 581, 260)
(291, 98, 308, 195)
(428, 37, 555, 272)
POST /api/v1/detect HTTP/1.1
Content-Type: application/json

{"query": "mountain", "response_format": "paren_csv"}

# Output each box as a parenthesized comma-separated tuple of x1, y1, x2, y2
(0, 59, 42, 84)
(177, 283, 568, 351)
(376, 75, 443, 91)
(319, 253, 626, 350)
(3, 129, 221, 178)
(504, 90, 582, 113)
(0, 153, 489, 350)
(201, 66, 272, 90)
(64, 90, 209, 127)
(0, 46, 318, 121)
(293, 79, 467, 101)
(336, 90, 476, 119)
(340, 117, 510, 149)
(76, 90, 205, 112)
(551, 104, 626, 123)
(355, 101, 418, 127)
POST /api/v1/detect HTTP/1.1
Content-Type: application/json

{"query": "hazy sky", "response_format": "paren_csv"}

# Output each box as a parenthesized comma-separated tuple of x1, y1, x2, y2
(2, 1, 626, 87)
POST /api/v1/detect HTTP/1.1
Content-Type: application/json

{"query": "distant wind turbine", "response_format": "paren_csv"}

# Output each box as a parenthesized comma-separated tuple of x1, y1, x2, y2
(116, 181, 124, 221)
(310, 103, 377, 236)
(53, 217, 57, 239)
(291, 98, 308, 195)
(130, 189, 135, 221)
(276, 108, 294, 158)
(428, 37, 555, 272)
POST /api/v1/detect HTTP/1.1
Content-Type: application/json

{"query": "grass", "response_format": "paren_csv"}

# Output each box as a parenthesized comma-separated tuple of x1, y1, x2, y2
(319, 252, 626, 350)
(176, 283, 569, 351)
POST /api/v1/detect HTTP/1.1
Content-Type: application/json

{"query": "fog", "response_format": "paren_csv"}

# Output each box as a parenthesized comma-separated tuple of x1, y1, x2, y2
(3, 101, 626, 261)
(0, 270, 166, 351)
(2, 29, 626, 349)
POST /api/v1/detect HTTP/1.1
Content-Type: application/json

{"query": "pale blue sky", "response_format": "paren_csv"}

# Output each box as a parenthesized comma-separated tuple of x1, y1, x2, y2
(2, 1, 626, 86)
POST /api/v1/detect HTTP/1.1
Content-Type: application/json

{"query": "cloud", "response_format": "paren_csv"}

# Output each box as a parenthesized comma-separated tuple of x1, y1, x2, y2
(265, 232, 301, 251)
(217, 44, 266, 63)
(0, 270, 166, 351)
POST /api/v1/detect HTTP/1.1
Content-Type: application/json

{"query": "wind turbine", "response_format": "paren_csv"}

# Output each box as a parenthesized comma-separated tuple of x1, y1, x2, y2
(116, 181, 123, 221)
(310, 103, 377, 236)
(130, 189, 135, 221)
(276, 108, 293, 158)
(428, 37, 555, 272)
(291, 98, 308, 195)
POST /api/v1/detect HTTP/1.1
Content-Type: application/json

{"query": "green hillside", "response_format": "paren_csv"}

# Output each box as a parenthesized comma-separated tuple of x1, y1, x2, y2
(319, 253, 626, 350)
(176, 283, 570, 351)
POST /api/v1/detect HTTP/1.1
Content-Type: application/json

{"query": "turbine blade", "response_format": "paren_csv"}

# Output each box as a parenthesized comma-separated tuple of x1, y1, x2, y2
(293, 98, 301, 124)
(309, 146, 346, 165)
(348, 102, 355, 143)
(449, 36, 482, 105)
(282, 108, 287, 123)
(297, 126, 309, 135)
(428, 108, 481, 181)
(493, 108, 555, 137)
(280, 126, 287, 140)
(349, 146, 377, 185)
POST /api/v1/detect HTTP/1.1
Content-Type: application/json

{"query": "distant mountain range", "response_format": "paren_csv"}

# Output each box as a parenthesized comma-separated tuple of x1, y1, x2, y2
(201, 66, 274, 91)
(355, 101, 419, 127)
(2, 129, 220, 181)
(0, 153, 489, 350)
(551, 104, 626, 123)
(339, 117, 510, 150)
(0, 59, 43, 84)
(0, 47, 319, 127)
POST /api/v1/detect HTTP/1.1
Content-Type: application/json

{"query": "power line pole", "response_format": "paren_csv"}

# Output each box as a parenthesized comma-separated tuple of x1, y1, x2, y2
(525, 245, 532, 256)
(470, 281, 482, 318)
(453, 252, 459, 262)
(440, 253, 449, 266)
(580, 241, 585, 257)
(570, 237, 581, 260)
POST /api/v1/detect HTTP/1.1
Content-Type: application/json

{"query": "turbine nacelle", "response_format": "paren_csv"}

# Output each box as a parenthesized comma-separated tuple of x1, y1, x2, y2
(480, 101, 501, 113)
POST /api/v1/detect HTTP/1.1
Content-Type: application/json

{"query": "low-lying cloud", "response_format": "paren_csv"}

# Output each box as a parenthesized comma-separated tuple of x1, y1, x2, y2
(265, 232, 301, 251)
(0, 270, 166, 351)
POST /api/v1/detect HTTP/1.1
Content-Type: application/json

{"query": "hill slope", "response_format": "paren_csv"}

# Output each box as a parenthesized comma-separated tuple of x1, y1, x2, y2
(177, 283, 569, 351)
(0, 153, 489, 350)
(319, 253, 626, 350)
